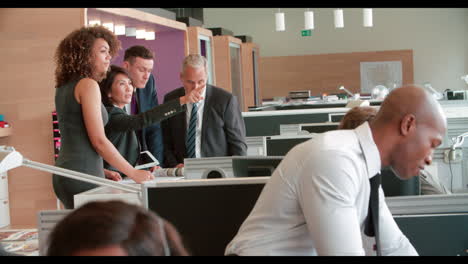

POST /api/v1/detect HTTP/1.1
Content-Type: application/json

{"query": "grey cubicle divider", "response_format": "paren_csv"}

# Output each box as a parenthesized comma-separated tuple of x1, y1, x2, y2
(232, 156, 283, 177)
(381, 168, 420, 196)
(265, 135, 312, 156)
(145, 177, 268, 256)
(144, 178, 467, 256)
(243, 112, 329, 137)
(394, 213, 468, 256)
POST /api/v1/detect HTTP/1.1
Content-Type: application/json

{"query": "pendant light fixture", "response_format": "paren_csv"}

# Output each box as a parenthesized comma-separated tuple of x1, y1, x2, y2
(275, 8, 285, 31)
(304, 9, 314, 30)
(334, 9, 344, 28)
(363, 8, 373, 27)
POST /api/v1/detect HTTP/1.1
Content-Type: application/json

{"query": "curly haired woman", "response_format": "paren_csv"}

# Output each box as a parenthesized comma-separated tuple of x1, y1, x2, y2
(53, 25, 154, 209)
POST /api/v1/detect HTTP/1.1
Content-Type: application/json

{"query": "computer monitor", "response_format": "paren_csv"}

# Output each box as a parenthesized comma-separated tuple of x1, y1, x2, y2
(299, 122, 339, 134)
(146, 177, 268, 256)
(265, 135, 313, 156)
(232, 156, 283, 177)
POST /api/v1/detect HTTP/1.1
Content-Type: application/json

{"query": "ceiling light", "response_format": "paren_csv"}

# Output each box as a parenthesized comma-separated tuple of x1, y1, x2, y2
(363, 8, 373, 27)
(125, 27, 137, 37)
(304, 10, 314, 30)
(136, 29, 146, 39)
(102, 22, 114, 32)
(114, 24, 126, 35)
(88, 20, 101, 26)
(334, 9, 344, 28)
(145, 31, 155, 40)
(275, 9, 285, 31)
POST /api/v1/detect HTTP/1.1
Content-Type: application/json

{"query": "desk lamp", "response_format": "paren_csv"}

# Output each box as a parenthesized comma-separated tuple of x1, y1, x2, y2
(0, 146, 142, 198)
(338, 85, 354, 97)
(423, 83, 443, 100)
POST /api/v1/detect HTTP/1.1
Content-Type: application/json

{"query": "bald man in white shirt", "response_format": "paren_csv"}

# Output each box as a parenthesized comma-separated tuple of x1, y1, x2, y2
(225, 85, 447, 256)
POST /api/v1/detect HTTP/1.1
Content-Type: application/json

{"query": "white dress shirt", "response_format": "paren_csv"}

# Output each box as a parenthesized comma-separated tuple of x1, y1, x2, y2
(185, 87, 207, 158)
(225, 122, 418, 256)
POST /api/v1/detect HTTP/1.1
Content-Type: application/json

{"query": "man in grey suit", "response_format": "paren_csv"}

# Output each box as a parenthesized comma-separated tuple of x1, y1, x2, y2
(162, 54, 247, 168)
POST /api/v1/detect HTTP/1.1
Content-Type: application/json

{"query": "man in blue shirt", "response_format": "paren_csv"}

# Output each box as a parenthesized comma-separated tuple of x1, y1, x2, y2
(122, 46, 164, 167)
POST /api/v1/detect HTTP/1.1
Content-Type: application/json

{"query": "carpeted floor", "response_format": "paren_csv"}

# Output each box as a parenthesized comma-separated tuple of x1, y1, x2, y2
(0, 229, 39, 256)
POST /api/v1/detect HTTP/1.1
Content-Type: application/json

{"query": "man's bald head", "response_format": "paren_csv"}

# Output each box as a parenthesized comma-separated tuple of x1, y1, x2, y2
(371, 84, 447, 180)
(374, 84, 446, 127)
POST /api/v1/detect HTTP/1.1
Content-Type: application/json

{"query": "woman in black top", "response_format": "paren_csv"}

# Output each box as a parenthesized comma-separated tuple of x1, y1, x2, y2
(53, 26, 154, 209)
(100, 65, 202, 177)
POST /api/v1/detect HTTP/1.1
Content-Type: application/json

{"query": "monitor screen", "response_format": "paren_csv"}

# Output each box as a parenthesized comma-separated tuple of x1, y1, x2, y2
(232, 156, 283, 177)
(266, 135, 312, 156)
(300, 122, 339, 134)
(146, 178, 267, 256)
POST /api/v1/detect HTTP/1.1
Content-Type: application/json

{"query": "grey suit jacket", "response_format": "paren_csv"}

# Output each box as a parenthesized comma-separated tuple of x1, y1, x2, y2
(162, 84, 247, 167)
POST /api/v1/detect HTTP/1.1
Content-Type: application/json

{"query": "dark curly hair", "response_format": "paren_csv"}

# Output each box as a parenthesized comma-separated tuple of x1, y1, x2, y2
(54, 25, 121, 88)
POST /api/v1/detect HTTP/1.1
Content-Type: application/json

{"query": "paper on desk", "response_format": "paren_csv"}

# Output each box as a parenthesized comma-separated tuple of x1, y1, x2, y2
(120, 176, 184, 184)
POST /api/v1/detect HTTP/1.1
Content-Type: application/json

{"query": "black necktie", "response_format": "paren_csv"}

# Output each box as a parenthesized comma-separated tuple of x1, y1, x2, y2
(364, 173, 382, 256)
(186, 103, 198, 158)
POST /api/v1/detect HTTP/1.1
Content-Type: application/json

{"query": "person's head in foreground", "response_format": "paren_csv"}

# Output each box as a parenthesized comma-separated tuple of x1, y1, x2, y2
(47, 200, 190, 256)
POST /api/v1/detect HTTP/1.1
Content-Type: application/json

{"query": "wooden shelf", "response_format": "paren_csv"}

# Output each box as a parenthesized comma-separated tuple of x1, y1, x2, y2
(0, 127, 12, 138)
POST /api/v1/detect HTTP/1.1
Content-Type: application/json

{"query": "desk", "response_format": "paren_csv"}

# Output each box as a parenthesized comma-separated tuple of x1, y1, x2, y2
(73, 181, 468, 256)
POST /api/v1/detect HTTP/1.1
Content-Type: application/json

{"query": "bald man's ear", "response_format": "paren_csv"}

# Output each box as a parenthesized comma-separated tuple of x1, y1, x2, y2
(400, 114, 416, 136)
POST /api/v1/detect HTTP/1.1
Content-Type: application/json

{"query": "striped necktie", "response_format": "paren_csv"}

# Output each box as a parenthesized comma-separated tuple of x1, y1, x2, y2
(364, 173, 382, 256)
(186, 103, 198, 158)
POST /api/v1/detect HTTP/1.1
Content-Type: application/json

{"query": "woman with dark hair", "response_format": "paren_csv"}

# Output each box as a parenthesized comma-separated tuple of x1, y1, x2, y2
(46, 200, 190, 256)
(100, 65, 202, 175)
(53, 25, 154, 209)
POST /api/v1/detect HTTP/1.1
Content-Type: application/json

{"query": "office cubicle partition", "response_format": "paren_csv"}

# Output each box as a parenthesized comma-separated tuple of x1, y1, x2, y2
(242, 108, 349, 137)
(145, 177, 268, 256)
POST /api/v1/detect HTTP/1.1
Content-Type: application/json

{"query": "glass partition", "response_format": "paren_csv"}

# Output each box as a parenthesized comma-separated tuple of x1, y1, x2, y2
(229, 42, 243, 110)
(252, 48, 260, 107)
(199, 35, 214, 85)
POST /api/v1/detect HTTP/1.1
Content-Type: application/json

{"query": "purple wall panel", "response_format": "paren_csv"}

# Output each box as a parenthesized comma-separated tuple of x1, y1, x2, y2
(87, 8, 186, 103)
(112, 32, 185, 103)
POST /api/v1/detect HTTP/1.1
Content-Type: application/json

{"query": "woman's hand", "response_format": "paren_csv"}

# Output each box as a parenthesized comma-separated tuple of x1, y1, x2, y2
(104, 169, 122, 181)
(128, 169, 154, 183)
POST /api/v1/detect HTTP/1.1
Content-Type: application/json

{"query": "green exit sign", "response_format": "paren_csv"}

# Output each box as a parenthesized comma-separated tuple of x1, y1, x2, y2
(301, 29, 312, 37)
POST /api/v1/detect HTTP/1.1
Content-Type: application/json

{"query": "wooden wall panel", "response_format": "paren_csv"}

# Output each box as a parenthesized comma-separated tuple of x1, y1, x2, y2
(0, 8, 86, 228)
(259, 50, 413, 100)
(213, 36, 233, 92)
